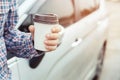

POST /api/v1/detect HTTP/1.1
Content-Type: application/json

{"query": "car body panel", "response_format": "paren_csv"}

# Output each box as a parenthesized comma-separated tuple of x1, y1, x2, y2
(7, 0, 108, 80)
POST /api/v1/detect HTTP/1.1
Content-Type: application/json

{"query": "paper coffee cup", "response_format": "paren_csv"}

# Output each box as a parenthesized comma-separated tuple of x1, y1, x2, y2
(33, 14, 59, 51)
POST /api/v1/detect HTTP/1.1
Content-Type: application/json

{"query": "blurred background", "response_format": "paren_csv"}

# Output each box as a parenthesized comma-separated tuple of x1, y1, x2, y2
(98, 0, 120, 80)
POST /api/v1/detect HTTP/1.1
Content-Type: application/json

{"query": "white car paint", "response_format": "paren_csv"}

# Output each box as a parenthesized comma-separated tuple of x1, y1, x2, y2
(8, 0, 108, 80)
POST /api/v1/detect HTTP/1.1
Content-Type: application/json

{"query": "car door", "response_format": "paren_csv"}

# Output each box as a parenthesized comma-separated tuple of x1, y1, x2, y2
(8, 0, 108, 80)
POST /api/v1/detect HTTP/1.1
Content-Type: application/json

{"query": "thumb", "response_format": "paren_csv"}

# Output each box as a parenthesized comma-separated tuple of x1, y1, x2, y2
(29, 25, 35, 39)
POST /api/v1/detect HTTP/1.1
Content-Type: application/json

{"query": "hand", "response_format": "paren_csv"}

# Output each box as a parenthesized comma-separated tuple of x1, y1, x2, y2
(29, 25, 61, 51)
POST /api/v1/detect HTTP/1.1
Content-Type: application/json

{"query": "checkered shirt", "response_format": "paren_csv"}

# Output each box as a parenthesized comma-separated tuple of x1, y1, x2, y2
(0, 0, 39, 79)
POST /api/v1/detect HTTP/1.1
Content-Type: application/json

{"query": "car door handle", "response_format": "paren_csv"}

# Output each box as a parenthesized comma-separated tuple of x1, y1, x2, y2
(71, 38, 83, 47)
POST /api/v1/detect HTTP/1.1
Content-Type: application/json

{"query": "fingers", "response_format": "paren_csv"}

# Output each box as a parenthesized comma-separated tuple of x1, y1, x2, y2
(45, 34, 59, 51)
(45, 45, 57, 51)
(29, 25, 35, 39)
(46, 33, 60, 40)
(29, 25, 35, 33)
(51, 26, 61, 33)
(45, 25, 61, 40)
(44, 26, 62, 51)
(44, 39, 58, 51)
(44, 39, 59, 46)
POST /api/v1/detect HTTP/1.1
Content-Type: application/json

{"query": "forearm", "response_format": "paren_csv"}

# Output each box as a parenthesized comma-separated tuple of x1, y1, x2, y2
(4, 28, 39, 59)
(4, 2, 39, 59)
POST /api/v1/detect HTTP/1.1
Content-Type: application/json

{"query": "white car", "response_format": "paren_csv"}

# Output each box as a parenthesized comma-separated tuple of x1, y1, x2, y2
(7, 0, 108, 80)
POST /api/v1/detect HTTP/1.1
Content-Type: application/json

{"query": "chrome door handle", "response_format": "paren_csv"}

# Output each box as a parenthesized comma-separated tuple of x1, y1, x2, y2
(71, 38, 82, 47)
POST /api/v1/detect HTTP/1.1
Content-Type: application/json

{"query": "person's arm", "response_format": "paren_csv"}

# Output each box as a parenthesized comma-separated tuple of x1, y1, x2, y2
(4, 0, 61, 59)
(4, 0, 39, 59)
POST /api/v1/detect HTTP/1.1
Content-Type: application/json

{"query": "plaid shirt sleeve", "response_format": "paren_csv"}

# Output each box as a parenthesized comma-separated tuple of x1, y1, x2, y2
(4, 0, 39, 59)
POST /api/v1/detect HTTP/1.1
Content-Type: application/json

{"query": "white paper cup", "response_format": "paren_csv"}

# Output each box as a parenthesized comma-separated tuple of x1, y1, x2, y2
(33, 14, 59, 51)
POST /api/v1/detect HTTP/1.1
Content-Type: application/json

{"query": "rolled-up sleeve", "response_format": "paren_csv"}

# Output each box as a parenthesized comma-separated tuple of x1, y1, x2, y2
(4, 0, 39, 59)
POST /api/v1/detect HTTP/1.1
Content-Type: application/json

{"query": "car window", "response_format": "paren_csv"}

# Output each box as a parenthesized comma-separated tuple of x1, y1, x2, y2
(7, 53, 15, 60)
